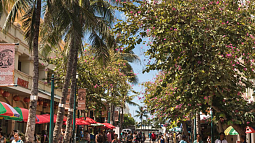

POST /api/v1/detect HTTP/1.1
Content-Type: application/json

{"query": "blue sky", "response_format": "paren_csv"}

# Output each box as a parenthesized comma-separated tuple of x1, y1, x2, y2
(114, 10, 158, 121)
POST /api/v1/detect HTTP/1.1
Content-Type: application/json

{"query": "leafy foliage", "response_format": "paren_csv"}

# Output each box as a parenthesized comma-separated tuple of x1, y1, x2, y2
(114, 0, 255, 134)
(123, 114, 136, 128)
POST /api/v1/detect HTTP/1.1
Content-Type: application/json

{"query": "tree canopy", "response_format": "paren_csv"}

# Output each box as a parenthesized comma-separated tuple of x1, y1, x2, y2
(115, 0, 255, 135)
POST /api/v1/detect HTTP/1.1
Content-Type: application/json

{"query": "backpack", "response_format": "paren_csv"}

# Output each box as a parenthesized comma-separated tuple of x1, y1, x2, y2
(97, 134, 103, 142)
(152, 134, 156, 140)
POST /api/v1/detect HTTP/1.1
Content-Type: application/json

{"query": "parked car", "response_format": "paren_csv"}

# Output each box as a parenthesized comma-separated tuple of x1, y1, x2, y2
(122, 129, 132, 133)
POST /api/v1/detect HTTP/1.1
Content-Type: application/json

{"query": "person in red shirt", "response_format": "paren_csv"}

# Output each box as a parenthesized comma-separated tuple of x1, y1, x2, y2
(151, 132, 156, 143)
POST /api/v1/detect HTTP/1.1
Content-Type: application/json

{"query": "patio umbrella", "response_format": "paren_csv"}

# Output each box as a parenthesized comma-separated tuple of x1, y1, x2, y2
(90, 123, 105, 127)
(246, 126, 255, 133)
(0, 102, 20, 118)
(102, 123, 115, 129)
(63, 118, 91, 125)
(40, 114, 67, 123)
(79, 117, 97, 124)
(224, 126, 239, 135)
(4, 107, 28, 121)
(36, 115, 50, 124)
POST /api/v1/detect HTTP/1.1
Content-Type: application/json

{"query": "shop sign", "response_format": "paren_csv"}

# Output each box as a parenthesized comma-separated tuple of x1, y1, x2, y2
(102, 110, 107, 117)
(77, 89, 86, 110)
(17, 78, 29, 88)
(0, 44, 15, 86)
(114, 111, 119, 121)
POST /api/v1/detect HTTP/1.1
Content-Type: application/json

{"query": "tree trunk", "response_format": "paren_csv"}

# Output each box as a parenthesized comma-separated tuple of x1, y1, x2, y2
(25, 0, 41, 142)
(63, 45, 78, 143)
(53, 35, 76, 142)
(112, 104, 115, 125)
(182, 121, 188, 136)
(196, 112, 201, 135)
(191, 114, 194, 142)
(217, 120, 224, 133)
(232, 124, 246, 137)
(120, 106, 123, 132)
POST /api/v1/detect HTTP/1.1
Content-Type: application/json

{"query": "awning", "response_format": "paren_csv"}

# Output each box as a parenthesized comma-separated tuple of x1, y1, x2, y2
(63, 118, 91, 125)
(36, 115, 50, 124)
(40, 114, 67, 123)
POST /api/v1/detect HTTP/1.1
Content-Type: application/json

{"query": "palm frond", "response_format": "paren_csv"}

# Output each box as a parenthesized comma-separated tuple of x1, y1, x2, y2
(22, 4, 36, 51)
(2, 0, 31, 33)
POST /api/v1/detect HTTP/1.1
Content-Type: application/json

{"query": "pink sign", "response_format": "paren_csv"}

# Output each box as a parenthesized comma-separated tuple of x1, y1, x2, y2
(0, 44, 15, 86)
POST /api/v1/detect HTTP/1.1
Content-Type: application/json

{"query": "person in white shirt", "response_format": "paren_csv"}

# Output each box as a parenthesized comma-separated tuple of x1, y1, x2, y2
(215, 132, 227, 143)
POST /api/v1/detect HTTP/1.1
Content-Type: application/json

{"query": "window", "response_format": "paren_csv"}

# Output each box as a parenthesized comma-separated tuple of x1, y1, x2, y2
(18, 61, 21, 71)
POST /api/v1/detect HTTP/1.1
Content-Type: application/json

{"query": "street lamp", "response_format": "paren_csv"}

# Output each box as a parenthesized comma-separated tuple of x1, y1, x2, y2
(73, 74, 78, 143)
(49, 74, 54, 143)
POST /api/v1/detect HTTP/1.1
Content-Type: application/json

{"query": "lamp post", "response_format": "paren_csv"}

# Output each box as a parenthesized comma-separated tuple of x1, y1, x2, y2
(49, 74, 54, 143)
(73, 74, 78, 143)
(194, 112, 196, 142)
(211, 108, 213, 143)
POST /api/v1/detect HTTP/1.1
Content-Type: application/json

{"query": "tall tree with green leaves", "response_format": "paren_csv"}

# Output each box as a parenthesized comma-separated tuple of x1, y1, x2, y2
(42, 0, 114, 141)
(135, 106, 148, 131)
(115, 0, 255, 136)
(2, 0, 44, 141)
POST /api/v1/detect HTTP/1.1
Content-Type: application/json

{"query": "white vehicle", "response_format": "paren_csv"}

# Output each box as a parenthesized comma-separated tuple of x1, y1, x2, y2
(122, 129, 132, 133)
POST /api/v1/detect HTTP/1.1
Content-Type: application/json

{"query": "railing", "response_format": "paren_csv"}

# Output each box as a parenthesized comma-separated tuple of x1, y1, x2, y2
(14, 69, 62, 97)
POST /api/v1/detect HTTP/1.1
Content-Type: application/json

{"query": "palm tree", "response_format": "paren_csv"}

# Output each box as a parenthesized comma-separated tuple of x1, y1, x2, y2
(41, 0, 114, 141)
(2, 0, 44, 141)
(135, 106, 148, 132)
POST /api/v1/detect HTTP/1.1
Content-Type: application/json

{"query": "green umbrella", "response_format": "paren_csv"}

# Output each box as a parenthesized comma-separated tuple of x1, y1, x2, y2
(224, 126, 239, 135)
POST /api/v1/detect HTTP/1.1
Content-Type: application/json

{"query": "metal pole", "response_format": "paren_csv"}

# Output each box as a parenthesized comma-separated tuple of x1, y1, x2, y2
(73, 84, 77, 143)
(49, 74, 54, 143)
(108, 108, 110, 123)
(211, 108, 213, 143)
(194, 111, 196, 142)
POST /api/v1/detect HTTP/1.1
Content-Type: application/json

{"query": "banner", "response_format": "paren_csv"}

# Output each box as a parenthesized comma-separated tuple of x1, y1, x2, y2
(77, 89, 86, 110)
(0, 44, 15, 86)
(114, 111, 119, 122)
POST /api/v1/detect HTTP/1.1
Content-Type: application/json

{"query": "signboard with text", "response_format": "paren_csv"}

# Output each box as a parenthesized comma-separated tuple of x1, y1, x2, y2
(0, 44, 15, 86)
(77, 89, 86, 110)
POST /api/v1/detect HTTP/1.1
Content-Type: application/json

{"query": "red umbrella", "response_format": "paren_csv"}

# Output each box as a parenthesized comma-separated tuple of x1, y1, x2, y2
(63, 118, 91, 125)
(40, 114, 67, 123)
(102, 123, 115, 129)
(79, 117, 97, 124)
(36, 115, 50, 124)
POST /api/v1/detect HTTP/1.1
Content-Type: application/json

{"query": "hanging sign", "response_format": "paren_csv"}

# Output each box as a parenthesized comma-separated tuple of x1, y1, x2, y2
(0, 44, 15, 86)
(77, 89, 86, 110)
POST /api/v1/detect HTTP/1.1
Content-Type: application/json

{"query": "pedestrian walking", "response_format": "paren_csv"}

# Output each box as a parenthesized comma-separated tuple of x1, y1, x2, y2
(112, 134, 121, 143)
(11, 132, 23, 143)
(107, 131, 112, 143)
(0, 132, 6, 143)
(193, 134, 203, 143)
(159, 135, 165, 143)
(141, 133, 146, 143)
(96, 131, 104, 143)
(207, 136, 211, 143)
(126, 131, 133, 143)
(179, 135, 188, 143)
(215, 132, 227, 143)
(152, 132, 157, 143)
(149, 132, 152, 142)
